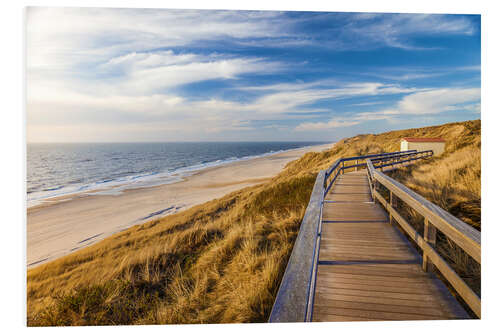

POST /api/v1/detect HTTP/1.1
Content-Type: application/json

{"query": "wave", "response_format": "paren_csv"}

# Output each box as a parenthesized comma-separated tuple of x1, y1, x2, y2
(44, 185, 65, 192)
(27, 144, 320, 208)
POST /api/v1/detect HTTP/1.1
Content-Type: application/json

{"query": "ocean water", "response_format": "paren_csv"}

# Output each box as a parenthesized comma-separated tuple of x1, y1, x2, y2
(27, 142, 326, 207)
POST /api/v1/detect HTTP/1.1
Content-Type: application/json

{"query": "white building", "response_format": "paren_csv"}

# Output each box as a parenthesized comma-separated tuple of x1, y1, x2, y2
(400, 137, 446, 156)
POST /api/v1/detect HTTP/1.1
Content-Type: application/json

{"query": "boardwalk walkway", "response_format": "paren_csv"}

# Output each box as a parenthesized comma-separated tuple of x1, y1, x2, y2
(312, 171, 468, 321)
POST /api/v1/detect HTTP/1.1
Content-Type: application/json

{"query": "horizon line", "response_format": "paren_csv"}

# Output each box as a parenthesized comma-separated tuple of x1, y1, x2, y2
(27, 140, 335, 144)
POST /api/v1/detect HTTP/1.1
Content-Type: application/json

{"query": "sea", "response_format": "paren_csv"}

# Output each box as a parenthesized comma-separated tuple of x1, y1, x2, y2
(27, 142, 327, 208)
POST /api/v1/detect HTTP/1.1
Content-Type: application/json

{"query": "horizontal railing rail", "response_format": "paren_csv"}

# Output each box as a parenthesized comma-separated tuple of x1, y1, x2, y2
(366, 159, 481, 317)
(324, 150, 428, 196)
(325, 150, 416, 177)
(340, 150, 433, 172)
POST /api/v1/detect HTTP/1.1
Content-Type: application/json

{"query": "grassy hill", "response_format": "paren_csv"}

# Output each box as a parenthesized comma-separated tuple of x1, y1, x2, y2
(27, 119, 481, 325)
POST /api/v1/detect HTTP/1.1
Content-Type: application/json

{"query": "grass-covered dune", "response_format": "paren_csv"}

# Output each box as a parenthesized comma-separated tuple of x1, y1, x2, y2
(27, 119, 480, 325)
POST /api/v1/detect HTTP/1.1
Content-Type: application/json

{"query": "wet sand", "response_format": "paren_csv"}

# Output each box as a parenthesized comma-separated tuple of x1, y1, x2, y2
(27, 143, 332, 268)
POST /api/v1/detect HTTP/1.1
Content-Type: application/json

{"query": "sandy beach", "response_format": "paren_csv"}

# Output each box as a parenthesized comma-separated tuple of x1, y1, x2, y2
(27, 143, 332, 268)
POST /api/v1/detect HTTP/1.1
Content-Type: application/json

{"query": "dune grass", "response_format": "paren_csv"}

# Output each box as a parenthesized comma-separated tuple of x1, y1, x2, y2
(27, 119, 480, 325)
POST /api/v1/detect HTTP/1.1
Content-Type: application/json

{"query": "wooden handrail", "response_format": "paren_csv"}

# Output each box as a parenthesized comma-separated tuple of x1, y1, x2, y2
(366, 159, 481, 317)
(325, 150, 417, 177)
(269, 170, 325, 322)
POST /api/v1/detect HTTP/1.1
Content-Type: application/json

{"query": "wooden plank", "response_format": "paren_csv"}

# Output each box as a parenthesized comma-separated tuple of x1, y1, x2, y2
(316, 285, 447, 302)
(322, 228, 402, 236)
(316, 280, 441, 295)
(313, 305, 448, 321)
(316, 264, 429, 279)
(318, 248, 417, 258)
(320, 235, 403, 243)
(323, 202, 388, 221)
(336, 177, 367, 181)
(320, 243, 416, 251)
(334, 180, 369, 184)
(321, 224, 404, 240)
(315, 292, 450, 309)
(322, 224, 396, 231)
(319, 254, 419, 262)
(320, 243, 413, 251)
(311, 314, 379, 322)
(331, 185, 371, 193)
(321, 271, 426, 283)
(313, 298, 454, 318)
(318, 275, 432, 288)
(322, 221, 391, 228)
(320, 237, 406, 244)
(325, 193, 372, 202)
(318, 250, 417, 260)
(334, 182, 369, 186)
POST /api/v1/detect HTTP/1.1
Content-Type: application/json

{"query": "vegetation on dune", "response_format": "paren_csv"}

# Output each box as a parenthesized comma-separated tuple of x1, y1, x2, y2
(27, 119, 481, 325)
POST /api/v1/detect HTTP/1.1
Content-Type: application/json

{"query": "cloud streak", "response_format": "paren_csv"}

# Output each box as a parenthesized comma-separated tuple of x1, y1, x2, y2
(294, 87, 481, 132)
(344, 13, 476, 50)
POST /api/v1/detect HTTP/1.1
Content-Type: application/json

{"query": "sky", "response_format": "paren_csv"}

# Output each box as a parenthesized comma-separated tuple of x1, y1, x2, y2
(26, 8, 481, 142)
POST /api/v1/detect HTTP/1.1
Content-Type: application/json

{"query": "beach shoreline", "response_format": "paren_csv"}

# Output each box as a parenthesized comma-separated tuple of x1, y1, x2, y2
(27, 142, 332, 268)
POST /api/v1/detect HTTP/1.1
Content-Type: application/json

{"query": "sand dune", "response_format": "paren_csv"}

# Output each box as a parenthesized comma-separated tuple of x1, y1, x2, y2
(27, 143, 332, 268)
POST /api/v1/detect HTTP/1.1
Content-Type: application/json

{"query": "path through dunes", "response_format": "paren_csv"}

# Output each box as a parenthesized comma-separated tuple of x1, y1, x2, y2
(312, 171, 468, 321)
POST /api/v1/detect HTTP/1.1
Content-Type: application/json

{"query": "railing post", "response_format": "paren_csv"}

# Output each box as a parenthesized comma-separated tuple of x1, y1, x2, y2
(389, 192, 394, 225)
(355, 159, 359, 171)
(371, 179, 376, 201)
(422, 218, 437, 272)
(342, 160, 345, 174)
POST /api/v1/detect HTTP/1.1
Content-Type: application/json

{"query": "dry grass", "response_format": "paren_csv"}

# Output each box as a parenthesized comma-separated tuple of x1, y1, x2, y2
(27, 119, 480, 325)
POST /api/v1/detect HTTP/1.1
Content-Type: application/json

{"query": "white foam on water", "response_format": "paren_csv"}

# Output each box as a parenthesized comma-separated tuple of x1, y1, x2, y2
(27, 145, 317, 208)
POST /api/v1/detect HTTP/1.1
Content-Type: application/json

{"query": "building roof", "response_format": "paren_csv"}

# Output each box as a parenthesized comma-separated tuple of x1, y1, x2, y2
(401, 137, 445, 143)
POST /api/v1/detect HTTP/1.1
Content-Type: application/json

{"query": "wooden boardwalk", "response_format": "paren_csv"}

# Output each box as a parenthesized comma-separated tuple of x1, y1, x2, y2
(312, 171, 468, 321)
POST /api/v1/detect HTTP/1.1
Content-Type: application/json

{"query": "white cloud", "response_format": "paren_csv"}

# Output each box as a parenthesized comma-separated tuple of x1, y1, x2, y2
(235, 82, 419, 115)
(119, 56, 281, 95)
(295, 119, 360, 131)
(463, 103, 481, 113)
(350, 101, 386, 106)
(101, 50, 200, 71)
(294, 87, 481, 132)
(27, 8, 287, 72)
(344, 14, 476, 50)
(389, 88, 481, 114)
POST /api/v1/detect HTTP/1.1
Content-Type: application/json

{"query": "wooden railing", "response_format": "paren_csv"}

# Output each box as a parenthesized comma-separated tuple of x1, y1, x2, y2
(324, 150, 422, 195)
(366, 159, 481, 317)
(268, 170, 325, 322)
(269, 150, 431, 322)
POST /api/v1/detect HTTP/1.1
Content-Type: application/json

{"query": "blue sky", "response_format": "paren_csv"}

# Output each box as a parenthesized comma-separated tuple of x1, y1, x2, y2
(26, 8, 481, 142)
